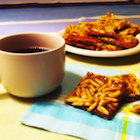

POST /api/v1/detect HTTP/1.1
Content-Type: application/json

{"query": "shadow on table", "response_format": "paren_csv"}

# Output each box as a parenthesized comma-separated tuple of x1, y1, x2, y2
(2, 71, 82, 104)
(66, 52, 140, 66)
(0, 92, 10, 100)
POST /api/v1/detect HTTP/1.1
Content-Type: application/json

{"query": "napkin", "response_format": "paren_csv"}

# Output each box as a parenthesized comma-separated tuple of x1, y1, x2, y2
(19, 64, 140, 140)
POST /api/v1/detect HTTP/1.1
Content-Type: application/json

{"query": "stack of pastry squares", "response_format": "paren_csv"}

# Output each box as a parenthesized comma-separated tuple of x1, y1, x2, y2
(63, 13, 140, 51)
(65, 72, 140, 119)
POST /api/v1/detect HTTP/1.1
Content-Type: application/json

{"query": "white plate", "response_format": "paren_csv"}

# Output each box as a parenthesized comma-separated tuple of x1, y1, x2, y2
(56, 29, 140, 57)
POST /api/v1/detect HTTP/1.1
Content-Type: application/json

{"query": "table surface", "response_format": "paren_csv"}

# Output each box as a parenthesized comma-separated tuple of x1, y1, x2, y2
(0, 3, 140, 140)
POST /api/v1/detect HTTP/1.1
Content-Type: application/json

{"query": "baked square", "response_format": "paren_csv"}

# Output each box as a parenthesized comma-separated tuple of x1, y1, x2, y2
(65, 72, 127, 119)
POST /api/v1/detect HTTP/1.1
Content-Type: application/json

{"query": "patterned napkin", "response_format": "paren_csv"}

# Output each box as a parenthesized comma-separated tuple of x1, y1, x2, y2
(19, 64, 140, 140)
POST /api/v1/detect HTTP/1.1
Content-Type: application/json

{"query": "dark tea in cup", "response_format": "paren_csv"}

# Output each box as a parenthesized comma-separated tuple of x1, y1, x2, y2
(10, 46, 50, 53)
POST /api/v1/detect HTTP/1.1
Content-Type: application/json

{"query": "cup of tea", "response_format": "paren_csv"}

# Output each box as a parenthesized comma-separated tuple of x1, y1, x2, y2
(0, 32, 65, 98)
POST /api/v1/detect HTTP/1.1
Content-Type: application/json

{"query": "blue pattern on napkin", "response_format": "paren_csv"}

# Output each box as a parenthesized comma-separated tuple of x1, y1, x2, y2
(28, 101, 125, 132)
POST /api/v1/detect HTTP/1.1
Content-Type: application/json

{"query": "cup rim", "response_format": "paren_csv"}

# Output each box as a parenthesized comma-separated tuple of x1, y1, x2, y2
(0, 32, 65, 56)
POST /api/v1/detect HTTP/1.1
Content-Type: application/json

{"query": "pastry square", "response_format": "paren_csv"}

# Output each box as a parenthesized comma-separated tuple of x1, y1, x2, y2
(120, 73, 140, 102)
(65, 72, 127, 119)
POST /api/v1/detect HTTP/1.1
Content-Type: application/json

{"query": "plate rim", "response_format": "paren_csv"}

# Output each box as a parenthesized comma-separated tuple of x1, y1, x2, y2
(56, 29, 140, 57)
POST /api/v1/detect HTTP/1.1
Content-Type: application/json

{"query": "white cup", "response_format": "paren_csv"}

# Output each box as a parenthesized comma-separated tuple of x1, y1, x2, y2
(0, 33, 65, 98)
